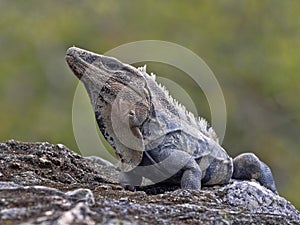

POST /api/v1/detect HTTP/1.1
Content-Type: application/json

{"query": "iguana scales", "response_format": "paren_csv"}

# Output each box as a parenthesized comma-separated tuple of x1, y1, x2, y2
(65, 47, 277, 194)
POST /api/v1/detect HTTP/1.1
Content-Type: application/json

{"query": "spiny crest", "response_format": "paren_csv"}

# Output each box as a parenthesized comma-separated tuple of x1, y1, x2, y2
(137, 65, 147, 73)
(137, 64, 219, 143)
(197, 117, 219, 143)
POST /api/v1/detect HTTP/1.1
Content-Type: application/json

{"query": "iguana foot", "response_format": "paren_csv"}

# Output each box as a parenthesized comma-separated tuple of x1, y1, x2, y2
(121, 184, 136, 191)
(232, 153, 278, 194)
(119, 170, 142, 191)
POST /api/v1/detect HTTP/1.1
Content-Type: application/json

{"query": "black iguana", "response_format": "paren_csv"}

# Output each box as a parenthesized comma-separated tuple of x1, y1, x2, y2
(65, 47, 277, 194)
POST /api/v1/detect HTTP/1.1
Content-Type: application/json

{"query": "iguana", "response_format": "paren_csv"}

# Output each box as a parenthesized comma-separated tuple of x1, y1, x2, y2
(65, 47, 277, 194)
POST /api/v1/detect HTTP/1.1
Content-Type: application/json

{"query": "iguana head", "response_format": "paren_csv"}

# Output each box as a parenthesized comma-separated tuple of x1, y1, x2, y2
(66, 47, 151, 171)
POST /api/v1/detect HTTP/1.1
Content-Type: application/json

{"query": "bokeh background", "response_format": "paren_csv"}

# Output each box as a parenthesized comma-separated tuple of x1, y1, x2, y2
(0, 1, 299, 208)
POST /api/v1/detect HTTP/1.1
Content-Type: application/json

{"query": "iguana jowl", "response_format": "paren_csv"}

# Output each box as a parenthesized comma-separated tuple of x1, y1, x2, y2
(66, 47, 277, 193)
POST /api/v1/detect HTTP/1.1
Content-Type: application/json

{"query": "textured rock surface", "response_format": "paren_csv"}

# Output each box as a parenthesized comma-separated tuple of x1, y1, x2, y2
(0, 140, 299, 225)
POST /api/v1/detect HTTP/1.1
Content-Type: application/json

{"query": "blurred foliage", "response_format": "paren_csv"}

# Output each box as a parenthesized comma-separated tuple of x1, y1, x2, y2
(0, 0, 299, 208)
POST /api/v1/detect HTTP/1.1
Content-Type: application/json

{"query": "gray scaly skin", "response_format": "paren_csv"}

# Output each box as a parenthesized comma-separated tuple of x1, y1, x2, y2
(65, 47, 277, 194)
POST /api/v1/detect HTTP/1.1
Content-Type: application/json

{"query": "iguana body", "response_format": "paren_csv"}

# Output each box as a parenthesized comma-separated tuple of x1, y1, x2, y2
(66, 47, 277, 193)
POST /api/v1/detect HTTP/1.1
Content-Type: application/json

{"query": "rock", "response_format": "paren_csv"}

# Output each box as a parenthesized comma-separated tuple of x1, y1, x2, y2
(0, 140, 299, 224)
(83, 155, 115, 167)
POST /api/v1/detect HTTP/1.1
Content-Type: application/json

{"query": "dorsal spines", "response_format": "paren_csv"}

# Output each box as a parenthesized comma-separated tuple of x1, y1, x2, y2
(140, 65, 219, 142)
(137, 65, 147, 73)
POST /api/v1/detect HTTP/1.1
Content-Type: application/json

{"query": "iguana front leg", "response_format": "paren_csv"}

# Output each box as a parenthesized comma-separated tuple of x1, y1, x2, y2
(119, 149, 202, 190)
(145, 149, 202, 190)
(232, 153, 278, 194)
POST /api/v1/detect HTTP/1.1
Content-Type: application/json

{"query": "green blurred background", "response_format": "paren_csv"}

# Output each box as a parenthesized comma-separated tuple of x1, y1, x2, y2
(0, 1, 299, 208)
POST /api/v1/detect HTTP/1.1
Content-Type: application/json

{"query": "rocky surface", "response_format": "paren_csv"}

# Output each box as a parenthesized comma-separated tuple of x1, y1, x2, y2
(0, 140, 299, 225)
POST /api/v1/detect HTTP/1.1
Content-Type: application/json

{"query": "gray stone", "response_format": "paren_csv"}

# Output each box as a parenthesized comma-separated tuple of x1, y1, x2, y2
(0, 140, 299, 224)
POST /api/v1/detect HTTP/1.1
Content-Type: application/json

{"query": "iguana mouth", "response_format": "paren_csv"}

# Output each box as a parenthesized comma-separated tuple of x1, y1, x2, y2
(65, 47, 99, 80)
(66, 48, 85, 80)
